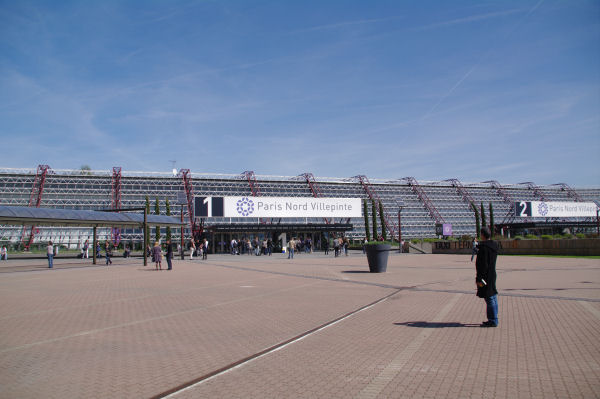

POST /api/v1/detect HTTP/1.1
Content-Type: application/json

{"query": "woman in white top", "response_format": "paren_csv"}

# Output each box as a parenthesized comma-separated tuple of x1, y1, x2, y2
(190, 240, 195, 260)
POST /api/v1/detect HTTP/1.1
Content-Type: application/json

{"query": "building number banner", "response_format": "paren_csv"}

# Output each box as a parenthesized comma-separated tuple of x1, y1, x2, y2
(515, 201, 598, 218)
(195, 197, 362, 218)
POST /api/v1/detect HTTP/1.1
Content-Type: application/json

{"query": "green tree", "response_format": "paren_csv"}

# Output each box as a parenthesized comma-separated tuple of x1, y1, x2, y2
(165, 198, 172, 242)
(480, 202, 487, 230)
(489, 202, 495, 238)
(154, 197, 161, 243)
(379, 201, 387, 241)
(144, 196, 150, 249)
(371, 199, 378, 240)
(363, 199, 371, 241)
(472, 202, 481, 239)
(80, 165, 92, 175)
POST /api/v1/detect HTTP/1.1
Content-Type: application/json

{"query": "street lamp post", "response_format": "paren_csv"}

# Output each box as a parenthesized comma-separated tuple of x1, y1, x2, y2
(176, 191, 188, 260)
(396, 199, 404, 253)
(181, 204, 185, 259)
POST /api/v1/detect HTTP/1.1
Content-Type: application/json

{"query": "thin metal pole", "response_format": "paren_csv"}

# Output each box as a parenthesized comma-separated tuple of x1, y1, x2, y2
(398, 210, 402, 253)
(92, 226, 97, 265)
(181, 205, 185, 259)
(143, 208, 147, 266)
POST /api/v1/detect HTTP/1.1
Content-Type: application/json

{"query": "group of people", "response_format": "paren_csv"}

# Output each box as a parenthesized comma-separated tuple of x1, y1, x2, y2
(323, 236, 349, 257)
(189, 238, 209, 260)
(229, 238, 273, 256)
(147, 240, 174, 270)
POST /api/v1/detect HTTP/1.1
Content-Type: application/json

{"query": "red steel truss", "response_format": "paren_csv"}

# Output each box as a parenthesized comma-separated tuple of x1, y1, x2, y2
(355, 175, 397, 237)
(301, 172, 330, 224)
(111, 167, 122, 246)
(178, 169, 201, 237)
(21, 165, 51, 249)
(483, 180, 518, 224)
(401, 177, 445, 224)
(444, 178, 475, 206)
(242, 171, 262, 196)
(242, 171, 267, 223)
(518, 181, 547, 201)
(550, 183, 583, 202)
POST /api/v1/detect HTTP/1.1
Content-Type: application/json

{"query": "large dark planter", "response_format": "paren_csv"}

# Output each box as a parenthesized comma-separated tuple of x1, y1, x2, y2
(365, 244, 391, 273)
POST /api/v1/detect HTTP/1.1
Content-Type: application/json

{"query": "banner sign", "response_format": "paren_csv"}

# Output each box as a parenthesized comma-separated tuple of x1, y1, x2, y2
(195, 197, 362, 218)
(515, 201, 598, 218)
(436, 223, 453, 236)
(443, 223, 453, 236)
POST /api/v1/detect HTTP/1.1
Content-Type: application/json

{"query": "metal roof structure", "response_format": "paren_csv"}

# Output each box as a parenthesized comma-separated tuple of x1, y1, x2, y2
(0, 206, 182, 228)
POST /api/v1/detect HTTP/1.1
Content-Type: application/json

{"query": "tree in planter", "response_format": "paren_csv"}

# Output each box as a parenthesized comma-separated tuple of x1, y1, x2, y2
(379, 200, 387, 241)
(480, 202, 487, 232)
(363, 199, 371, 241)
(145, 196, 150, 249)
(371, 199, 378, 241)
(165, 198, 172, 243)
(489, 202, 495, 238)
(471, 202, 481, 239)
(154, 197, 161, 243)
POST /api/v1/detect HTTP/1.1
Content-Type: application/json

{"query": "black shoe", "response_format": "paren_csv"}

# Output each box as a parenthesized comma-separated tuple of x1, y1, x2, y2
(480, 321, 497, 327)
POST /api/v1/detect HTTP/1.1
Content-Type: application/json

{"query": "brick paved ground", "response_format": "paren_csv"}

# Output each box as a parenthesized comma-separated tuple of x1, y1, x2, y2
(0, 252, 598, 398)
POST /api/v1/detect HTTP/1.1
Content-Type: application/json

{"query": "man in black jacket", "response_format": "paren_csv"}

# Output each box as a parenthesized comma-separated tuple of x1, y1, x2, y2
(166, 239, 173, 270)
(475, 227, 499, 327)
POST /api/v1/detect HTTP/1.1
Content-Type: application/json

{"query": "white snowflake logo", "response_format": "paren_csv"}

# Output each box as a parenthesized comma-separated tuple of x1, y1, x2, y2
(236, 197, 255, 216)
(538, 202, 548, 217)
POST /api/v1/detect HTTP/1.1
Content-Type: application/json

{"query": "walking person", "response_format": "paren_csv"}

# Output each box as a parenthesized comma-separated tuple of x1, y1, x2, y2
(471, 238, 479, 262)
(333, 236, 339, 257)
(153, 242, 162, 270)
(165, 239, 173, 270)
(202, 238, 208, 260)
(0, 245, 7, 260)
(287, 238, 295, 259)
(475, 227, 499, 327)
(83, 240, 89, 259)
(267, 239, 273, 256)
(190, 240, 195, 260)
(324, 238, 329, 255)
(104, 241, 112, 265)
(47, 241, 54, 268)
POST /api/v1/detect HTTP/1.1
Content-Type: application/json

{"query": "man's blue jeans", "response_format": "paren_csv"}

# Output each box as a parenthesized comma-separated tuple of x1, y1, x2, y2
(485, 294, 498, 326)
(47, 254, 53, 268)
(288, 249, 294, 259)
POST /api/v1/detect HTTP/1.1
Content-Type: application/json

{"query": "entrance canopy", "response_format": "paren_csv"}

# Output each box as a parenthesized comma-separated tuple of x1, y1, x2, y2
(206, 223, 353, 233)
(0, 205, 182, 227)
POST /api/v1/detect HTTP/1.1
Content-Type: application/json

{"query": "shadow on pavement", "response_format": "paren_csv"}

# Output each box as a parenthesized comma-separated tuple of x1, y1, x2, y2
(394, 321, 480, 328)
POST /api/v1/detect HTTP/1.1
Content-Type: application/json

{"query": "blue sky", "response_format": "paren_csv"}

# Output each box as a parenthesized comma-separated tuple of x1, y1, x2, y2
(1, 0, 599, 186)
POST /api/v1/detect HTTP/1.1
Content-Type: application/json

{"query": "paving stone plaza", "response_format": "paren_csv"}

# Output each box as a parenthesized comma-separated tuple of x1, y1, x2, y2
(0, 252, 598, 398)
